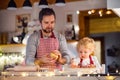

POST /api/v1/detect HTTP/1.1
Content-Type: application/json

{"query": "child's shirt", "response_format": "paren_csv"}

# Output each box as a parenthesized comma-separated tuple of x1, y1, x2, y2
(72, 56, 101, 69)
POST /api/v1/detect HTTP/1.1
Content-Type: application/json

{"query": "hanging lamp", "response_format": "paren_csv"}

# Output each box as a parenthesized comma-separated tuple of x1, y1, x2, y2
(55, 0, 66, 6)
(23, 0, 32, 9)
(7, 0, 17, 10)
(39, 0, 48, 8)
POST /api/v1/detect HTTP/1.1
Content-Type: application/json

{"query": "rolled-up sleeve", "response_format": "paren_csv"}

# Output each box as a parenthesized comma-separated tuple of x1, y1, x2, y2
(58, 33, 71, 64)
(25, 32, 38, 65)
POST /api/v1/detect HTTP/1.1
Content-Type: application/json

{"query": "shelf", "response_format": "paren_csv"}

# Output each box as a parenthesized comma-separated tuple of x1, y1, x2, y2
(67, 40, 78, 43)
(0, 44, 26, 53)
(0, 44, 26, 47)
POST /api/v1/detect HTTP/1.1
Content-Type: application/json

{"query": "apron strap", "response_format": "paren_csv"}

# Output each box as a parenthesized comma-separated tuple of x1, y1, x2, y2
(89, 55, 94, 64)
(78, 55, 94, 67)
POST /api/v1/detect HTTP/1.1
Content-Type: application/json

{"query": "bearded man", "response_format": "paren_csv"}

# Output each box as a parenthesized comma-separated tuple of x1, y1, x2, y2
(25, 8, 71, 69)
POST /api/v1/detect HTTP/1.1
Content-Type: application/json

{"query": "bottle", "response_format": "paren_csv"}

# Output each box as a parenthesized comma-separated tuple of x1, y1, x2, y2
(71, 25, 76, 40)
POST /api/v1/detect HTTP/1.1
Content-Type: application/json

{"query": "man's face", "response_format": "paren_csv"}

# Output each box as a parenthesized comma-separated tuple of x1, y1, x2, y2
(41, 15, 55, 33)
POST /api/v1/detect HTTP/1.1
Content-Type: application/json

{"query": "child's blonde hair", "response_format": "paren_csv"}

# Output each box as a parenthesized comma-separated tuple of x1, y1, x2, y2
(77, 37, 95, 55)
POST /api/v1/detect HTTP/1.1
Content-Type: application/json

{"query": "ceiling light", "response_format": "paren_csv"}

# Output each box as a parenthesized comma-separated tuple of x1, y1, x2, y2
(55, 0, 66, 6)
(23, 0, 32, 9)
(39, 0, 48, 8)
(7, 0, 17, 10)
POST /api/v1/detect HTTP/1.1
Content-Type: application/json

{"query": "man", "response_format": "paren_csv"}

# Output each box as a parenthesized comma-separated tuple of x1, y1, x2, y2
(25, 8, 70, 68)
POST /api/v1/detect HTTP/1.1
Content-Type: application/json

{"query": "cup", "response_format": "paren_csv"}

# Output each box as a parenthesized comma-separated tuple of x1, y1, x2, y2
(101, 64, 105, 74)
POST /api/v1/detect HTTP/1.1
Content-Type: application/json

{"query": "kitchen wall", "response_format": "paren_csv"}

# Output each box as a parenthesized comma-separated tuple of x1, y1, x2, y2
(0, 0, 106, 33)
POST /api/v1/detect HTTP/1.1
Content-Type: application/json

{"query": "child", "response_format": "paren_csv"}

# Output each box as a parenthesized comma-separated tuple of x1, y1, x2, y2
(70, 37, 101, 69)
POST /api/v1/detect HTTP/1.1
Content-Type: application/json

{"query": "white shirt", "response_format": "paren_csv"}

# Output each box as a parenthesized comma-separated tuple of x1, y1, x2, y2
(73, 56, 101, 69)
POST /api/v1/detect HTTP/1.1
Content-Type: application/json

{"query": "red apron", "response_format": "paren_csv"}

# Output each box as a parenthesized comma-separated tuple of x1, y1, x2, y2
(36, 30, 60, 68)
(78, 56, 94, 67)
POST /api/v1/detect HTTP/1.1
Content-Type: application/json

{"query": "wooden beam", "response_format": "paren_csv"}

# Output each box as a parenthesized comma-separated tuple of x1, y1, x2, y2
(0, 0, 81, 10)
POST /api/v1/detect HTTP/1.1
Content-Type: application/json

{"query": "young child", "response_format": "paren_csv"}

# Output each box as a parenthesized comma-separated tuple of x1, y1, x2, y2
(70, 37, 101, 69)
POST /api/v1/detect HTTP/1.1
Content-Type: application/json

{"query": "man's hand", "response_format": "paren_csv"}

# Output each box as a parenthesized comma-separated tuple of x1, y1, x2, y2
(51, 50, 67, 64)
(34, 55, 56, 67)
(79, 64, 96, 68)
(49, 52, 59, 60)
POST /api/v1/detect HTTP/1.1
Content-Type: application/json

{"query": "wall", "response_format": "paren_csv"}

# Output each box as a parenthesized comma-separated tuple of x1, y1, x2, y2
(0, 0, 106, 33)
(0, 3, 36, 33)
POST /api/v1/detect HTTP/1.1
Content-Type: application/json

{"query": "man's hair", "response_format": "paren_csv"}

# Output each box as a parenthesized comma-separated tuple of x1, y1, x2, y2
(39, 8, 56, 22)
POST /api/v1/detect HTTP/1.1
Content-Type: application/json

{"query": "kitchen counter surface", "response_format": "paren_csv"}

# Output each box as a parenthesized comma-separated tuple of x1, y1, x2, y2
(0, 71, 120, 80)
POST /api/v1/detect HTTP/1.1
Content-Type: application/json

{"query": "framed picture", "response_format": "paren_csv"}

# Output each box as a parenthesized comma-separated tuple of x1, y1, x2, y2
(66, 12, 74, 24)
(66, 14, 73, 23)
(15, 14, 31, 35)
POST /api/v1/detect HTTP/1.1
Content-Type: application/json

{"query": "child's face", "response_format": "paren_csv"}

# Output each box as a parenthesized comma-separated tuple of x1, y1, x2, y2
(78, 46, 92, 59)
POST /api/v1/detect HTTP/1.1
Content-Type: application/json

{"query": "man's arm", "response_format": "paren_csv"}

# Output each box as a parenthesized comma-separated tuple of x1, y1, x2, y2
(25, 32, 39, 65)
(57, 32, 71, 64)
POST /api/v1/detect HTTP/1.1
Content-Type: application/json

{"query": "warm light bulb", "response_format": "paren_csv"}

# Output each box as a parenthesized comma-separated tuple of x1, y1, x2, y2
(88, 11, 92, 15)
(37, 73, 41, 77)
(77, 72, 82, 77)
(107, 73, 110, 76)
(11, 74, 14, 76)
(106, 76, 115, 80)
(116, 69, 119, 73)
(87, 74, 90, 77)
(49, 72, 55, 77)
(99, 10, 103, 17)
(76, 10, 80, 14)
(21, 72, 28, 77)
(98, 74, 100, 77)
(91, 9, 95, 13)
(67, 74, 70, 77)
(106, 10, 112, 15)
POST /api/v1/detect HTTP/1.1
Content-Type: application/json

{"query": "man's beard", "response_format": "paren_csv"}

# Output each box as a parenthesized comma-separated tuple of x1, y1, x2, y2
(42, 28, 53, 33)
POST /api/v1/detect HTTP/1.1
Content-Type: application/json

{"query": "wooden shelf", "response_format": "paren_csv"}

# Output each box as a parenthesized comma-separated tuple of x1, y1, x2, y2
(0, 44, 26, 47)
(67, 40, 78, 43)
(0, 44, 26, 53)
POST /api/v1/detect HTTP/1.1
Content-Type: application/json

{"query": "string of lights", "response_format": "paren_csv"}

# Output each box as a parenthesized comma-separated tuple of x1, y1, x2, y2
(87, 9, 113, 17)
(1, 71, 120, 80)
